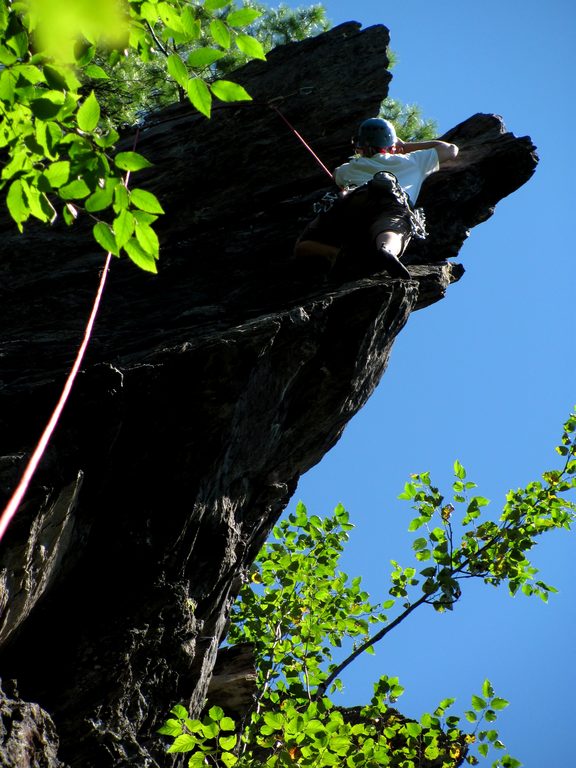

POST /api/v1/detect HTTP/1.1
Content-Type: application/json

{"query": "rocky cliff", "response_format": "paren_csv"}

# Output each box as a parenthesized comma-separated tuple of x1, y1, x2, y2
(0, 22, 537, 768)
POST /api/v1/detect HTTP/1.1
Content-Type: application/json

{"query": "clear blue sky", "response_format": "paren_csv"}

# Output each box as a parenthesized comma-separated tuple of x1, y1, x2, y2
(282, 1, 576, 765)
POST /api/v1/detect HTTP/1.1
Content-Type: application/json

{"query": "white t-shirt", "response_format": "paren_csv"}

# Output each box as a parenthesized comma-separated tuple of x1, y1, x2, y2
(334, 148, 439, 206)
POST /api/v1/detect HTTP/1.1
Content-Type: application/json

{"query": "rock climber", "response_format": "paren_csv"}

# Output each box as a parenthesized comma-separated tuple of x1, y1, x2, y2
(294, 117, 459, 279)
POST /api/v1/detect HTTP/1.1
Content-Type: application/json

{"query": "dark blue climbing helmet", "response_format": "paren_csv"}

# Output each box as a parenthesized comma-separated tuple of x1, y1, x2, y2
(355, 118, 397, 151)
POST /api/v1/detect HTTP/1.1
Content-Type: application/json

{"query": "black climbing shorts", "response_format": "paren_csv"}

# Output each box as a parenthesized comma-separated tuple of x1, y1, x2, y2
(298, 176, 413, 254)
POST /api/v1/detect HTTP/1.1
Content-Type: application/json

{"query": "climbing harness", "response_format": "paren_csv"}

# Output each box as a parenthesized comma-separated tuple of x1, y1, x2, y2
(370, 172, 427, 239)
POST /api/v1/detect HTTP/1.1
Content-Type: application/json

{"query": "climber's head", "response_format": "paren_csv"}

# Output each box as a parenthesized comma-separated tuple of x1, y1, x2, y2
(354, 117, 397, 156)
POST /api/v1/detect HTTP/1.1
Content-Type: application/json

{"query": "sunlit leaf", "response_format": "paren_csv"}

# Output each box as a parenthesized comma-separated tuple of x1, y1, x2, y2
(235, 33, 266, 60)
(124, 236, 158, 273)
(187, 77, 212, 117)
(114, 151, 153, 172)
(187, 47, 226, 68)
(210, 19, 231, 49)
(77, 91, 100, 132)
(167, 53, 189, 88)
(210, 79, 252, 103)
(92, 221, 119, 255)
(129, 188, 165, 214)
(227, 8, 262, 26)
(6, 179, 29, 230)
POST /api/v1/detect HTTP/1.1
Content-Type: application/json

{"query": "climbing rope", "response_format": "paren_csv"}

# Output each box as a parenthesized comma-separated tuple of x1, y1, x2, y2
(0, 251, 113, 543)
(268, 102, 334, 181)
(0, 131, 140, 545)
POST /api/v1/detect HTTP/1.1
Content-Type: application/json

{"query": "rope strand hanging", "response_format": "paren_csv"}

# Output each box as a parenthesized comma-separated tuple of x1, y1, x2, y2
(0, 130, 141, 545)
(268, 103, 334, 181)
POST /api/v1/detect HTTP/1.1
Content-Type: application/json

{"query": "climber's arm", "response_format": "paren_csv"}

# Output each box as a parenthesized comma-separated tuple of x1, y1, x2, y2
(395, 138, 459, 163)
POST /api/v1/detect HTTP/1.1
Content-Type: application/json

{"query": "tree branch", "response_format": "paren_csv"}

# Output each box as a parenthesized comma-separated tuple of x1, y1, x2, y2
(315, 593, 429, 700)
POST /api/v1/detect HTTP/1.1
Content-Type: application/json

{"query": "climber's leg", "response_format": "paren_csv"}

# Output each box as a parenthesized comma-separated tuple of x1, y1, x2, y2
(372, 230, 411, 279)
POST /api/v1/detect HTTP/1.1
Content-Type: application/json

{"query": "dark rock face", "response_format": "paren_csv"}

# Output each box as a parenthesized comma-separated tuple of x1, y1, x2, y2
(0, 22, 537, 768)
(0, 681, 63, 768)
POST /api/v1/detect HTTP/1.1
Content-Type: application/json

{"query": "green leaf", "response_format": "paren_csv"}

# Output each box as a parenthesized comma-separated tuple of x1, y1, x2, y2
(44, 160, 70, 189)
(130, 188, 165, 214)
(180, 8, 201, 40)
(0, 69, 15, 101)
(114, 183, 130, 212)
(59, 178, 92, 200)
(219, 716, 236, 731)
(44, 64, 80, 90)
(187, 47, 225, 68)
(113, 209, 135, 249)
(35, 121, 62, 159)
(188, 755, 208, 768)
(6, 179, 29, 230)
(84, 64, 109, 79)
(405, 722, 421, 737)
(454, 460, 466, 480)
(135, 220, 159, 257)
(219, 734, 237, 750)
(204, 0, 230, 10)
(135, 219, 160, 259)
(226, 8, 262, 26)
(221, 752, 238, 768)
(157, 2, 185, 31)
(210, 19, 231, 49)
(93, 222, 119, 255)
(263, 711, 284, 730)
(490, 697, 509, 711)
(471, 695, 486, 712)
(210, 80, 252, 103)
(0, 44, 17, 67)
(14, 64, 45, 84)
(95, 129, 120, 149)
(85, 182, 116, 213)
(234, 33, 266, 60)
(138, 0, 159, 23)
(209, 705, 224, 722)
(399, 482, 418, 500)
(114, 151, 153, 172)
(124, 236, 158, 273)
(187, 77, 212, 117)
(77, 91, 100, 132)
(166, 734, 197, 753)
(157, 718, 184, 736)
(7, 29, 28, 58)
(482, 680, 495, 699)
(167, 53, 189, 88)
(30, 97, 63, 120)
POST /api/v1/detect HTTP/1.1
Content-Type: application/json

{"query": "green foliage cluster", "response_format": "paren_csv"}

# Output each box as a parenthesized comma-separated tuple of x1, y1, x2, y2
(160, 412, 576, 765)
(0, 0, 270, 271)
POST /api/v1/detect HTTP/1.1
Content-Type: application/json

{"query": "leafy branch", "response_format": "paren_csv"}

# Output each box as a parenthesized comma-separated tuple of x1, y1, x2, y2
(160, 408, 576, 767)
(0, 0, 268, 270)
